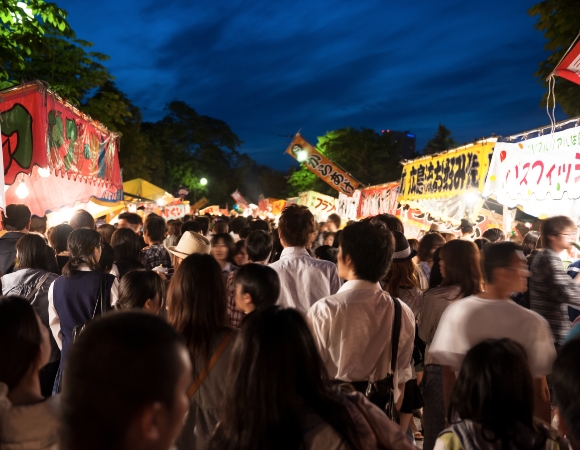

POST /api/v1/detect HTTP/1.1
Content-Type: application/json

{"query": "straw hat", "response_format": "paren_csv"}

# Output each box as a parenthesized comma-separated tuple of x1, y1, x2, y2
(392, 231, 417, 262)
(167, 231, 211, 258)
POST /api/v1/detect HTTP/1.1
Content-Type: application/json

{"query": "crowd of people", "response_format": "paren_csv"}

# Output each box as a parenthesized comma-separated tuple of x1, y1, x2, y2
(0, 202, 579, 450)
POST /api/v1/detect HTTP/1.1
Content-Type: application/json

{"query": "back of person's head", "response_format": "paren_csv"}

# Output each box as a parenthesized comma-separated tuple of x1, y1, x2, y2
(208, 306, 359, 450)
(339, 221, 394, 283)
(482, 227, 506, 243)
(234, 264, 280, 310)
(0, 296, 47, 390)
(417, 232, 445, 262)
(249, 219, 269, 232)
(473, 237, 489, 250)
(440, 239, 482, 298)
(238, 226, 251, 240)
(111, 228, 142, 263)
(167, 253, 228, 360)
(61, 311, 190, 450)
(62, 228, 102, 276)
(327, 213, 341, 230)
(408, 238, 419, 252)
(213, 220, 229, 234)
(460, 219, 474, 235)
(440, 232, 456, 242)
(69, 209, 95, 230)
(180, 220, 201, 235)
(116, 269, 165, 314)
(166, 220, 182, 237)
(97, 223, 116, 245)
(48, 223, 73, 254)
(98, 243, 115, 273)
(118, 212, 143, 227)
(245, 230, 273, 262)
(194, 216, 210, 235)
(278, 205, 316, 247)
(30, 215, 47, 235)
(552, 337, 580, 446)
(540, 215, 575, 248)
(384, 258, 418, 298)
(230, 217, 247, 234)
(2, 204, 31, 231)
(448, 339, 538, 447)
(481, 242, 523, 285)
(16, 234, 50, 271)
(429, 247, 443, 289)
(370, 213, 404, 233)
(314, 245, 338, 264)
(144, 216, 166, 243)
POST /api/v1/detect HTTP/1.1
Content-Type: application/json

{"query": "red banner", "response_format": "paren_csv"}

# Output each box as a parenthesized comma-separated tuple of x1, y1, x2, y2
(357, 182, 399, 218)
(554, 35, 580, 85)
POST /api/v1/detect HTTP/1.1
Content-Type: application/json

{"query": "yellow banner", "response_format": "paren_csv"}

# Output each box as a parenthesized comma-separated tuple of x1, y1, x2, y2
(191, 197, 208, 211)
(286, 133, 360, 196)
(399, 141, 495, 201)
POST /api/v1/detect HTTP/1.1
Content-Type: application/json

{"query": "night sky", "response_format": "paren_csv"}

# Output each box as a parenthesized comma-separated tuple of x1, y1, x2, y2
(58, 0, 563, 170)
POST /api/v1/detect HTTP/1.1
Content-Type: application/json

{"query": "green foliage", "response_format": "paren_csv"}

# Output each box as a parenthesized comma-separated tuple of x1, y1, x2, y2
(422, 124, 457, 155)
(529, 0, 580, 116)
(1, 0, 112, 104)
(287, 127, 402, 196)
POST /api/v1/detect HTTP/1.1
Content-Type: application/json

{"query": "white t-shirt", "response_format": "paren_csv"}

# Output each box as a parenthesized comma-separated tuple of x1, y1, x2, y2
(429, 295, 556, 378)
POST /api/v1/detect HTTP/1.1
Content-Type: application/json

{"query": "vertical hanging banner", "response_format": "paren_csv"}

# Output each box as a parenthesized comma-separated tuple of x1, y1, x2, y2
(230, 189, 249, 209)
(285, 133, 361, 196)
(553, 33, 580, 85)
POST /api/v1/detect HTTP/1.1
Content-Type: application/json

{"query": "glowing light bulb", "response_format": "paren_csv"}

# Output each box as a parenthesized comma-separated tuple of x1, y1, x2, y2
(15, 179, 29, 199)
(157, 199, 166, 206)
(200, 178, 208, 186)
(296, 150, 308, 162)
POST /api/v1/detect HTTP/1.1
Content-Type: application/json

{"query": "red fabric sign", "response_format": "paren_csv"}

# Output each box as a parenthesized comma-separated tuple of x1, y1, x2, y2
(554, 37, 580, 85)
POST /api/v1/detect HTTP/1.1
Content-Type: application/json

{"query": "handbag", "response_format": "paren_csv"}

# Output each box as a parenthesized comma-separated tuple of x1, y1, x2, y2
(365, 296, 402, 420)
(188, 331, 234, 399)
(72, 275, 108, 343)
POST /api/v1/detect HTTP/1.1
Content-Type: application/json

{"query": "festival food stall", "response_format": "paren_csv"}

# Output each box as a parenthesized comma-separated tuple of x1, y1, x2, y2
(122, 178, 189, 221)
(0, 81, 124, 225)
(397, 138, 497, 237)
(297, 190, 338, 222)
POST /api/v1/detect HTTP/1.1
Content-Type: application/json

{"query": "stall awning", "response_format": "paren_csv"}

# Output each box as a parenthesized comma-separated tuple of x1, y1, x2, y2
(123, 178, 170, 201)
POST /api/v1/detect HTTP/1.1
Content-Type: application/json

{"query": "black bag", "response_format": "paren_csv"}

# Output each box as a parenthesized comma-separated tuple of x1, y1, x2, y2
(365, 296, 402, 421)
(72, 275, 108, 343)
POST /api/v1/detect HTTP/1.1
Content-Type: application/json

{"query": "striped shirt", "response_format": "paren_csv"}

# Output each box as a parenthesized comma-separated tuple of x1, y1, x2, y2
(530, 248, 580, 344)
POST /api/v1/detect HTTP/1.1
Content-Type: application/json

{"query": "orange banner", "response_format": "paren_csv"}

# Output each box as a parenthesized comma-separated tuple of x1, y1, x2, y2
(285, 133, 360, 196)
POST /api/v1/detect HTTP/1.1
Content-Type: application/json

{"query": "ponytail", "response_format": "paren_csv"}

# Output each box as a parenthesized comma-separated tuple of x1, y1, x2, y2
(62, 229, 102, 277)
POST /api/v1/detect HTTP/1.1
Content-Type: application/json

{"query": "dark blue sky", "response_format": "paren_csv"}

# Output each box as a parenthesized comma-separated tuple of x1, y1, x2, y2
(59, 0, 562, 170)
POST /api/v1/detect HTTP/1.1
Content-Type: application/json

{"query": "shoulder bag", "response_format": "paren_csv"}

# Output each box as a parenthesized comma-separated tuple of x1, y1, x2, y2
(364, 296, 402, 421)
(72, 274, 108, 343)
(27, 272, 51, 304)
(188, 331, 234, 399)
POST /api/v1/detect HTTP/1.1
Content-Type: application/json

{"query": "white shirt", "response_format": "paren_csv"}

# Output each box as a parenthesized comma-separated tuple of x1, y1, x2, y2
(429, 295, 556, 378)
(270, 247, 341, 313)
(307, 280, 416, 400)
(48, 265, 119, 350)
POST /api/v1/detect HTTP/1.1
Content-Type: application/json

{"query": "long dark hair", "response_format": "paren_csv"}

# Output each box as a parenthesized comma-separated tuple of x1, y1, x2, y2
(62, 229, 102, 276)
(0, 296, 42, 390)
(16, 234, 50, 271)
(522, 231, 540, 257)
(448, 339, 549, 450)
(110, 228, 143, 265)
(440, 240, 482, 299)
(167, 253, 229, 361)
(207, 307, 360, 450)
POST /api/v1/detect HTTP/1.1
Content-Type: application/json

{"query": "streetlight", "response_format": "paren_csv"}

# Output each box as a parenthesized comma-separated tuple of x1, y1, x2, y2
(200, 178, 208, 186)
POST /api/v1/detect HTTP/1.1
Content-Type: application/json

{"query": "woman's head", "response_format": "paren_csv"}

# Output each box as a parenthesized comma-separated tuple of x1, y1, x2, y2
(97, 224, 116, 245)
(234, 264, 280, 313)
(384, 259, 418, 298)
(522, 231, 540, 257)
(417, 233, 446, 263)
(62, 229, 103, 276)
(439, 239, 483, 298)
(0, 296, 50, 390)
(449, 339, 534, 441)
(232, 240, 248, 267)
(116, 269, 165, 314)
(211, 233, 235, 263)
(167, 253, 228, 359)
(111, 228, 142, 263)
(16, 234, 50, 271)
(48, 223, 73, 254)
(429, 247, 443, 289)
(167, 220, 182, 237)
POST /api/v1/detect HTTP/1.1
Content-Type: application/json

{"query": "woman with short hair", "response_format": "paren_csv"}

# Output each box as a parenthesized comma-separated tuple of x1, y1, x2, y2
(211, 233, 238, 279)
(110, 228, 145, 279)
(115, 269, 164, 314)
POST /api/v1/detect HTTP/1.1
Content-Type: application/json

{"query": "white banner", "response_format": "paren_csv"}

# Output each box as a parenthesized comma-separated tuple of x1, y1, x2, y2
(337, 190, 361, 220)
(161, 204, 187, 220)
(483, 125, 580, 218)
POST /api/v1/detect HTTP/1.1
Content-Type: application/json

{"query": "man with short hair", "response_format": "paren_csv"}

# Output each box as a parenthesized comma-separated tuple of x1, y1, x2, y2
(226, 230, 274, 327)
(0, 204, 32, 275)
(430, 242, 555, 422)
(194, 216, 210, 237)
(117, 212, 143, 235)
(307, 221, 415, 406)
(142, 216, 173, 270)
(552, 338, 580, 450)
(270, 205, 340, 313)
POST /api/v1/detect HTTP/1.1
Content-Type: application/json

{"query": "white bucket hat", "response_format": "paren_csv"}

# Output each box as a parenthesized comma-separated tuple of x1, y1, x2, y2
(167, 231, 211, 258)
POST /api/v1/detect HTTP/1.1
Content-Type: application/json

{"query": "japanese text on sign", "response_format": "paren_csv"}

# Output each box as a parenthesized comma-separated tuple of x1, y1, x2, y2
(298, 190, 337, 221)
(357, 183, 399, 218)
(285, 133, 361, 196)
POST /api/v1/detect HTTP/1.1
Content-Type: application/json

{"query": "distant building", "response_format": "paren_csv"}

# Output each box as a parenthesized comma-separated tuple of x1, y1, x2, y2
(381, 129, 416, 159)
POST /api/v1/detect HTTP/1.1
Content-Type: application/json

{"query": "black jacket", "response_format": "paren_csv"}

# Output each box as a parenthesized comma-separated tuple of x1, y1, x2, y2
(0, 231, 59, 276)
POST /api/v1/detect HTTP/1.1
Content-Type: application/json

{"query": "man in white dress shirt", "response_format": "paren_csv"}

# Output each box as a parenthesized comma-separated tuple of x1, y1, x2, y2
(307, 221, 415, 405)
(270, 204, 340, 313)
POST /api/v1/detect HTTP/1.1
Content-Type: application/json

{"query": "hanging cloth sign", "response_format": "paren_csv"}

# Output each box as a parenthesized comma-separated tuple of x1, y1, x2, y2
(357, 183, 400, 219)
(553, 32, 580, 85)
(285, 133, 361, 196)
